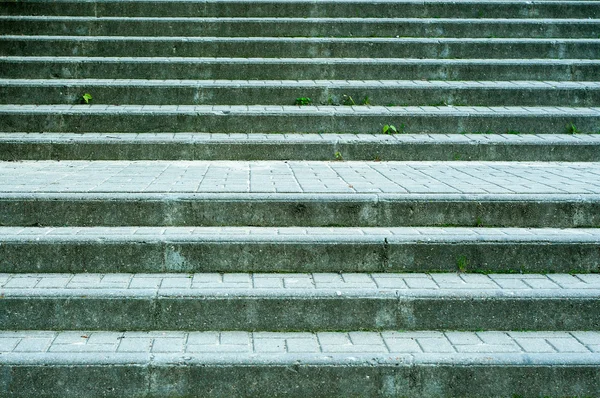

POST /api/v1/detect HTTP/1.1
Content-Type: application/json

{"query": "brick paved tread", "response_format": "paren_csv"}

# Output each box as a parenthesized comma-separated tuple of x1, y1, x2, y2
(1, 160, 598, 194)
(0, 330, 598, 357)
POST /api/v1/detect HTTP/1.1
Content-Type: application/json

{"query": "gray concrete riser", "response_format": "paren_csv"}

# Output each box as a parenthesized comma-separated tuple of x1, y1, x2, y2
(2, 141, 600, 161)
(4, 19, 600, 38)
(2, 60, 596, 81)
(2, 112, 599, 134)
(2, 1, 598, 18)
(3, 39, 599, 59)
(2, 198, 599, 227)
(1, 296, 599, 331)
(1, 363, 599, 398)
(3, 85, 599, 107)
(2, 241, 599, 273)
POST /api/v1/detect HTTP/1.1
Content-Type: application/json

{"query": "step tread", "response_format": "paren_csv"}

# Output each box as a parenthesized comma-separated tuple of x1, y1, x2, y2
(4, 78, 600, 89)
(3, 104, 599, 115)
(3, 132, 599, 143)
(1, 226, 599, 242)
(0, 330, 598, 364)
(1, 160, 599, 194)
(1, 272, 599, 297)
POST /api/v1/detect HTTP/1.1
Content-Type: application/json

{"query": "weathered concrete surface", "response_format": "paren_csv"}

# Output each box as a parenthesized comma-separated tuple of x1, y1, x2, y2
(0, 227, 599, 273)
(1, 133, 600, 161)
(2, 0, 599, 18)
(2, 58, 598, 81)
(0, 273, 599, 331)
(3, 79, 600, 106)
(2, 193, 600, 227)
(2, 105, 599, 134)
(3, 16, 600, 38)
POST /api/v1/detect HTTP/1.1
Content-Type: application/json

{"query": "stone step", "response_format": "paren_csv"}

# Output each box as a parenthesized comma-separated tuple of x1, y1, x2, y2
(3, 79, 599, 107)
(3, 16, 599, 38)
(2, 57, 597, 81)
(2, 0, 598, 18)
(0, 227, 598, 273)
(1, 330, 598, 398)
(3, 36, 598, 59)
(1, 159, 600, 227)
(1, 273, 599, 331)
(1, 104, 598, 134)
(1, 133, 600, 161)
(3, 193, 599, 228)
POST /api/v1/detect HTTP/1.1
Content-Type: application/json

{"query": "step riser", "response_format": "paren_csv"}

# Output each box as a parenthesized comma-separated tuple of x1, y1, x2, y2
(3, 1, 598, 18)
(2, 242, 598, 273)
(3, 363, 598, 398)
(4, 20, 600, 38)
(2, 140, 600, 161)
(1, 297, 598, 331)
(3, 85, 599, 107)
(3, 39, 598, 59)
(2, 198, 599, 228)
(3, 60, 596, 81)
(2, 112, 598, 134)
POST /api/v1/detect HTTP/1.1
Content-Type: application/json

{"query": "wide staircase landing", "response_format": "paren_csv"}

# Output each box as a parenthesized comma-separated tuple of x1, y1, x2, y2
(0, 0, 599, 397)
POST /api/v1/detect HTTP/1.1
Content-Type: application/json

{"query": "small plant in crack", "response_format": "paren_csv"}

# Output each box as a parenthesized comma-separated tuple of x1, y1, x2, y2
(334, 151, 343, 161)
(457, 255, 469, 273)
(382, 124, 397, 134)
(382, 123, 405, 134)
(295, 97, 312, 106)
(566, 122, 581, 134)
(81, 93, 93, 104)
(342, 95, 355, 106)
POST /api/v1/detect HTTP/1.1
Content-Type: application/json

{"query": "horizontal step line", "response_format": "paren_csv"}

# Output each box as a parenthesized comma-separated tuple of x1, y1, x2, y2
(3, 79, 600, 89)
(1, 132, 598, 143)
(1, 227, 599, 242)
(1, 330, 598, 365)
(1, 273, 599, 297)
(2, 104, 599, 115)
(3, 192, 600, 201)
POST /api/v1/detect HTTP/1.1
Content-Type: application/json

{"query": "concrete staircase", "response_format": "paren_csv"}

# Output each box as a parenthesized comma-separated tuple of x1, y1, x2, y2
(0, 1, 599, 397)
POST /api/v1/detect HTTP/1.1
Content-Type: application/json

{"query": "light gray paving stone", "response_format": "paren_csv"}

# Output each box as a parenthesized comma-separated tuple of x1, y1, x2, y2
(2, 272, 599, 294)
(1, 226, 599, 242)
(1, 161, 600, 194)
(1, 330, 597, 360)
